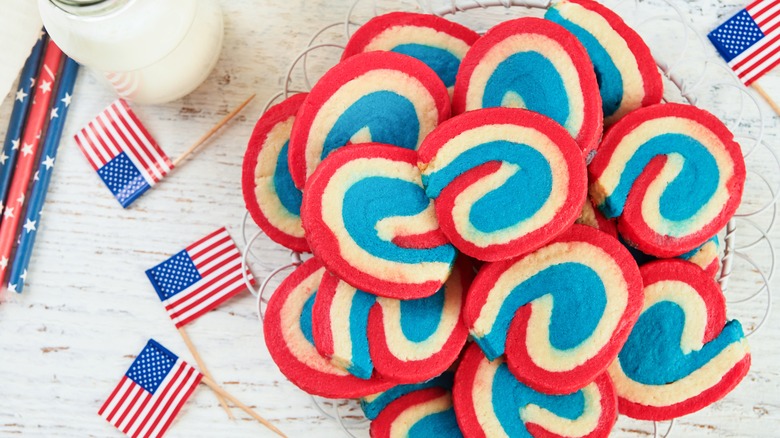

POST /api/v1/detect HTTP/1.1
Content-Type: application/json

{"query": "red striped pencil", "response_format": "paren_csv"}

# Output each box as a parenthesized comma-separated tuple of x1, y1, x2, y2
(0, 40, 63, 280)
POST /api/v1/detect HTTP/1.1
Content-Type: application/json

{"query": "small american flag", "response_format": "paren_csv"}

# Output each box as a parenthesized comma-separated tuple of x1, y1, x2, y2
(708, 0, 780, 85)
(98, 339, 202, 438)
(146, 227, 253, 328)
(74, 99, 173, 207)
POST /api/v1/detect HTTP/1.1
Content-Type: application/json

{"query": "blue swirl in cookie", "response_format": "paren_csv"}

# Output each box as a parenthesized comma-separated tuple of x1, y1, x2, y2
(322, 91, 420, 160)
(343, 176, 456, 264)
(483, 52, 570, 127)
(475, 262, 606, 360)
(391, 44, 461, 88)
(422, 140, 553, 234)
(618, 301, 746, 385)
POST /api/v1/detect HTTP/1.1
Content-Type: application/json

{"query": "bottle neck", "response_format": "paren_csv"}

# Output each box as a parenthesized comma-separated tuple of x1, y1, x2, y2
(49, 0, 131, 17)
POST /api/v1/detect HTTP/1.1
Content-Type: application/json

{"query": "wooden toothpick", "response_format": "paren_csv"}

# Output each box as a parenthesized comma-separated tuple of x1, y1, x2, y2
(751, 81, 780, 118)
(201, 376, 288, 437)
(177, 327, 234, 419)
(173, 94, 256, 167)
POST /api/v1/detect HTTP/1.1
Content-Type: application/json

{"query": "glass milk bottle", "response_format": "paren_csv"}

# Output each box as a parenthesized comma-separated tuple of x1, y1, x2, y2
(38, 0, 224, 104)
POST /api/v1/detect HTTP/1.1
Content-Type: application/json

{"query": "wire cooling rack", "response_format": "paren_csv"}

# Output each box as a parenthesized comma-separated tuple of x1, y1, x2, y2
(239, 0, 778, 436)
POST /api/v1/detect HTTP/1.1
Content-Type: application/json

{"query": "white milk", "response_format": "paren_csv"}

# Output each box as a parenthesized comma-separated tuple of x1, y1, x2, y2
(38, 0, 224, 104)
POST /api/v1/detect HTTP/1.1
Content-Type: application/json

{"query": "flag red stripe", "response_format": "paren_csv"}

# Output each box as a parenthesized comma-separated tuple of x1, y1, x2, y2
(109, 102, 161, 183)
(732, 32, 780, 70)
(121, 391, 152, 434)
(83, 120, 116, 163)
(192, 242, 234, 272)
(114, 385, 146, 430)
(132, 363, 188, 438)
(748, 0, 773, 16)
(756, 8, 780, 28)
(153, 371, 203, 438)
(175, 280, 248, 327)
(93, 115, 134, 171)
(167, 271, 245, 321)
(165, 262, 242, 314)
(141, 365, 198, 438)
(106, 378, 136, 423)
(99, 376, 129, 416)
(104, 103, 159, 183)
(744, 56, 780, 85)
(736, 36, 780, 78)
(73, 133, 103, 170)
(117, 100, 173, 176)
(186, 227, 228, 253)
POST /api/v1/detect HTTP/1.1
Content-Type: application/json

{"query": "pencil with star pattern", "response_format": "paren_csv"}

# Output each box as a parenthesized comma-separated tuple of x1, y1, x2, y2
(7, 57, 79, 293)
(0, 39, 63, 283)
(0, 33, 46, 218)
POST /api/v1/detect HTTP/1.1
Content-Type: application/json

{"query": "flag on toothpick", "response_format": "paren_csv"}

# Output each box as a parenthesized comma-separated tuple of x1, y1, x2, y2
(98, 339, 202, 438)
(708, 0, 780, 86)
(145, 227, 253, 328)
(74, 99, 173, 208)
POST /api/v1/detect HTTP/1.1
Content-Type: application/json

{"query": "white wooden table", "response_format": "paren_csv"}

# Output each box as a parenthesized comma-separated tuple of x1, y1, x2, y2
(0, 0, 778, 436)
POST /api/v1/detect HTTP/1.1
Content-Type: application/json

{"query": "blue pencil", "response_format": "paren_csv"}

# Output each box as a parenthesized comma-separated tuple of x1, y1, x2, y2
(7, 58, 80, 293)
(0, 32, 46, 213)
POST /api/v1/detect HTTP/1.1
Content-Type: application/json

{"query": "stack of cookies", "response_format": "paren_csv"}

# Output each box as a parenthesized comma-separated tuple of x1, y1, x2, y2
(242, 2, 751, 436)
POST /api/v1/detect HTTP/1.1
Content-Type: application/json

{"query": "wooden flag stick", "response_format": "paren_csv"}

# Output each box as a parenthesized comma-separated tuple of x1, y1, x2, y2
(178, 327, 235, 419)
(172, 94, 256, 167)
(201, 375, 288, 438)
(751, 82, 780, 118)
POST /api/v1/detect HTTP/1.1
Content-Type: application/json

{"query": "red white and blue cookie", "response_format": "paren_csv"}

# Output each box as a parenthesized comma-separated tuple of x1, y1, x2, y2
(452, 17, 603, 156)
(464, 225, 643, 394)
(682, 236, 720, 277)
(608, 259, 751, 421)
(545, 0, 663, 126)
(589, 103, 745, 258)
(453, 343, 618, 438)
(312, 261, 470, 383)
(342, 12, 480, 94)
(576, 197, 618, 238)
(370, 387, 463, 438)
(263, 258, 393, 398)
(242, 93, 309, 252)
(361, 372, 454, 420)
(288, 51, 450, 189)
(623, 235, 721, 277)
(418, 107, 587, 262)
(301, 143, 457, 299)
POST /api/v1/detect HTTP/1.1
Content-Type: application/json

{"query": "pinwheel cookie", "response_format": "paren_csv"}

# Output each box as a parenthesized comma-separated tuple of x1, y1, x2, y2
(546, 0, 663, 126)
(576, 196, 618, 237)
(361, 372, 454, 420)
(453, 17, 603, 156)
(301, 143, 457, 299)
(418, 108, 587, 261)
(609, 259, 750, 420)
(464, 225, 643, 394)
(312, 261, 470, 383)
(453, 344, 617, 438)
(242, 93, 309, 252)
(371, 387, 462, 438)
(263, 258, 393, 398)
(589, 103, 745, 258)
(288, 51, 450, 188)
(342, 12, 479, 93)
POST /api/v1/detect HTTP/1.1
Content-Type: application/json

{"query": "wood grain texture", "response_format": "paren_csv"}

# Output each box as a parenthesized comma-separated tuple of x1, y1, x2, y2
(0, 0, 777, 437)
